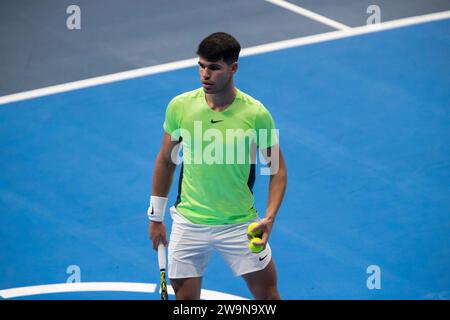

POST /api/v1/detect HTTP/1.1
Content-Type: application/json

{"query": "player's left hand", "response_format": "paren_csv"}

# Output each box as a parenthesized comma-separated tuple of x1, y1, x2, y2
(248, 217, 274, 249)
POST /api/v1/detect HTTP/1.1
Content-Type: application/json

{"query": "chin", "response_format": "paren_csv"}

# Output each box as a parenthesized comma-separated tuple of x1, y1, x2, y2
(203, 87, 217, 94)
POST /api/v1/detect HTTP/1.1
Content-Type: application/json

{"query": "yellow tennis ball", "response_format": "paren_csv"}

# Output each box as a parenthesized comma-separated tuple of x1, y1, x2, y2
(247, 222, 262, 238)
(248, 237, 264, 253)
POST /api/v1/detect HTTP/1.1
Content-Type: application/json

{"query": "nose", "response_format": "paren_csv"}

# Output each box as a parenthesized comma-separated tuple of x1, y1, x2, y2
(203, 68, 211, 80)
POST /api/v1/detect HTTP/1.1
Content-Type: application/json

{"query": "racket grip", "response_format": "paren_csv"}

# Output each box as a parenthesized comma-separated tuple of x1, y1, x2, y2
(157, 242, 167, 271)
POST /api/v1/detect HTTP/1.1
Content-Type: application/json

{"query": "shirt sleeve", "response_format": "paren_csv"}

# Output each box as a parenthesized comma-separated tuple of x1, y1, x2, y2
(163, 98, 182, 140)
(255, 104, 278, 149)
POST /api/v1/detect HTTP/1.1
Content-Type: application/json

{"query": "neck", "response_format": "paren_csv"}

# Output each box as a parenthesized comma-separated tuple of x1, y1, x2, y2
(205, 81, 237, 111)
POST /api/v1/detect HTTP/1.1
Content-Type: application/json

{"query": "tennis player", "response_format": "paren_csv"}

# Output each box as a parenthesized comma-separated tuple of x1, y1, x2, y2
(148, 32, 287, 300)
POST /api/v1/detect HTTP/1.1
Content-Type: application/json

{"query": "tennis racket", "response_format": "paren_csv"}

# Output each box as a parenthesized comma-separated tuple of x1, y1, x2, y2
(157, 242, 168, 300)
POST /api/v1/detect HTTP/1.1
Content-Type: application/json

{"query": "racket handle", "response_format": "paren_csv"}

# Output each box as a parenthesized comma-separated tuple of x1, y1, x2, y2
(157, 242, 167, 271)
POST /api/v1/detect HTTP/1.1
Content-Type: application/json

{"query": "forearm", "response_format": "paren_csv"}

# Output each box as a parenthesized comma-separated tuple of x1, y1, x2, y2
(265, 166, 287, 222)
(151, 153, 177, 197)
(149, 152, 174, 248)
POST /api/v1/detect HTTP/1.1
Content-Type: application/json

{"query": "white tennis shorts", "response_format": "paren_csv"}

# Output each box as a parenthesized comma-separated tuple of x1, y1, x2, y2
(168, 206, 272, 279)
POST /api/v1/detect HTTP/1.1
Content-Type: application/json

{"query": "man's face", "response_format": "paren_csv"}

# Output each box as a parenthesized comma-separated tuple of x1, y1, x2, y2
(198, 57, 237, 94)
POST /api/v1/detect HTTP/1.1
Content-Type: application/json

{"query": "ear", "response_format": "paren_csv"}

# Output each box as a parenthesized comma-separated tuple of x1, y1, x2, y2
(231, 62, 238, 74)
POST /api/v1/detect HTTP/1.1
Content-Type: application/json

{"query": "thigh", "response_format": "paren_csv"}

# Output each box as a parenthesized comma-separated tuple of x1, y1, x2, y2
(168, 206, 213, 279)
(212, 221, 272, 277)
(242, 258, 280, 300)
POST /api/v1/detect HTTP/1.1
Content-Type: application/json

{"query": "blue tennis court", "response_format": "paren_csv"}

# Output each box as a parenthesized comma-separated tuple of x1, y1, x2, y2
(1, 1, 449, 300)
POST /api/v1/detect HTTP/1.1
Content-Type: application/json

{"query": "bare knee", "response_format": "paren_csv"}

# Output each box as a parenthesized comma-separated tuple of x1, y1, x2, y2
(243, 258, 281, 300)
(170, 277, 202, 300)
(255, 286, 281, 300)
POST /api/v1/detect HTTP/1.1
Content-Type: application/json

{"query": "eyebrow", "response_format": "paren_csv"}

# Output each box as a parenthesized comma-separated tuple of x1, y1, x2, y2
(198, 62, 221, 68)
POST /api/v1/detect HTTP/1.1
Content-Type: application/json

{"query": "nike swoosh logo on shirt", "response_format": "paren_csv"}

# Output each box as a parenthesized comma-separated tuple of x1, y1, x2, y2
(259, 255, 268, 261)
(211, 119, 224, 124)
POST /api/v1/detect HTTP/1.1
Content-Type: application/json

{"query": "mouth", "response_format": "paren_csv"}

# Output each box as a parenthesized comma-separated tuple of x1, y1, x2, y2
(202, 81, 214, 87)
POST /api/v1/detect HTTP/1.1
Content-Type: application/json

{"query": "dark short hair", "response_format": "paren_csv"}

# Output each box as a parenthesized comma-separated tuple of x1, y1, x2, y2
(196, 32, 241, 64)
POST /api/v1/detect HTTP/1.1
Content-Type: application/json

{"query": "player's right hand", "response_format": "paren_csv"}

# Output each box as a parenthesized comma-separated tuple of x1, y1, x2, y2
(149, 221, 168, 250)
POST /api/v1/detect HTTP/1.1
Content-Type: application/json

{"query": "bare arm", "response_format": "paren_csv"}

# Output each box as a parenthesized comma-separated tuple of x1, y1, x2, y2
(149, 131, 181, 250)
(265, 145, 287, 222)
(151, 132, 181, 196)
(251, 144, 287, 247)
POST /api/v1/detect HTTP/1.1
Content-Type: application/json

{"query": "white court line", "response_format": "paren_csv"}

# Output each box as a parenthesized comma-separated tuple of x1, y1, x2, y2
(0, 282, 248, 300)
(0, 57, 199, 106)
(0, 10, 449, 106)
(0, 282, 157, 299)
(241, 10, 450, 56)
(160, 285, 249, 300)
(263, 0, 351, 30)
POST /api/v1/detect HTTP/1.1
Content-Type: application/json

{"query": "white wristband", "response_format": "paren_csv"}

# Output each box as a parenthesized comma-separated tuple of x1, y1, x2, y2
(147, 196, 168, 222)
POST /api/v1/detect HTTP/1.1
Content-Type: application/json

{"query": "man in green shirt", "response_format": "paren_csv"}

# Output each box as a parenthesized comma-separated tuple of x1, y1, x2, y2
(148, 32, 287, 300)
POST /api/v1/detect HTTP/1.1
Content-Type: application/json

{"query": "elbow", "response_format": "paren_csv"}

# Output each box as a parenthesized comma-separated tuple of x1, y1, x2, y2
(278, 156, 288, 183)
(271, 165, 287, 184)
(278, 166, 287, 184)
(157, 152, 177, 170)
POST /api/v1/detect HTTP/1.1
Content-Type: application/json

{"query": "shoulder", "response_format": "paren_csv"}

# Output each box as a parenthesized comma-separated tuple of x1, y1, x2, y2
(236, 89, 262, 107)
(237, 89, 273, 121)
(169, 87, 203, 106)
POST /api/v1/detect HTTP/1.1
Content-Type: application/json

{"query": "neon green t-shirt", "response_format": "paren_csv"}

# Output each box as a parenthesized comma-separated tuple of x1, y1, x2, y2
(163, 87, 278, 225)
